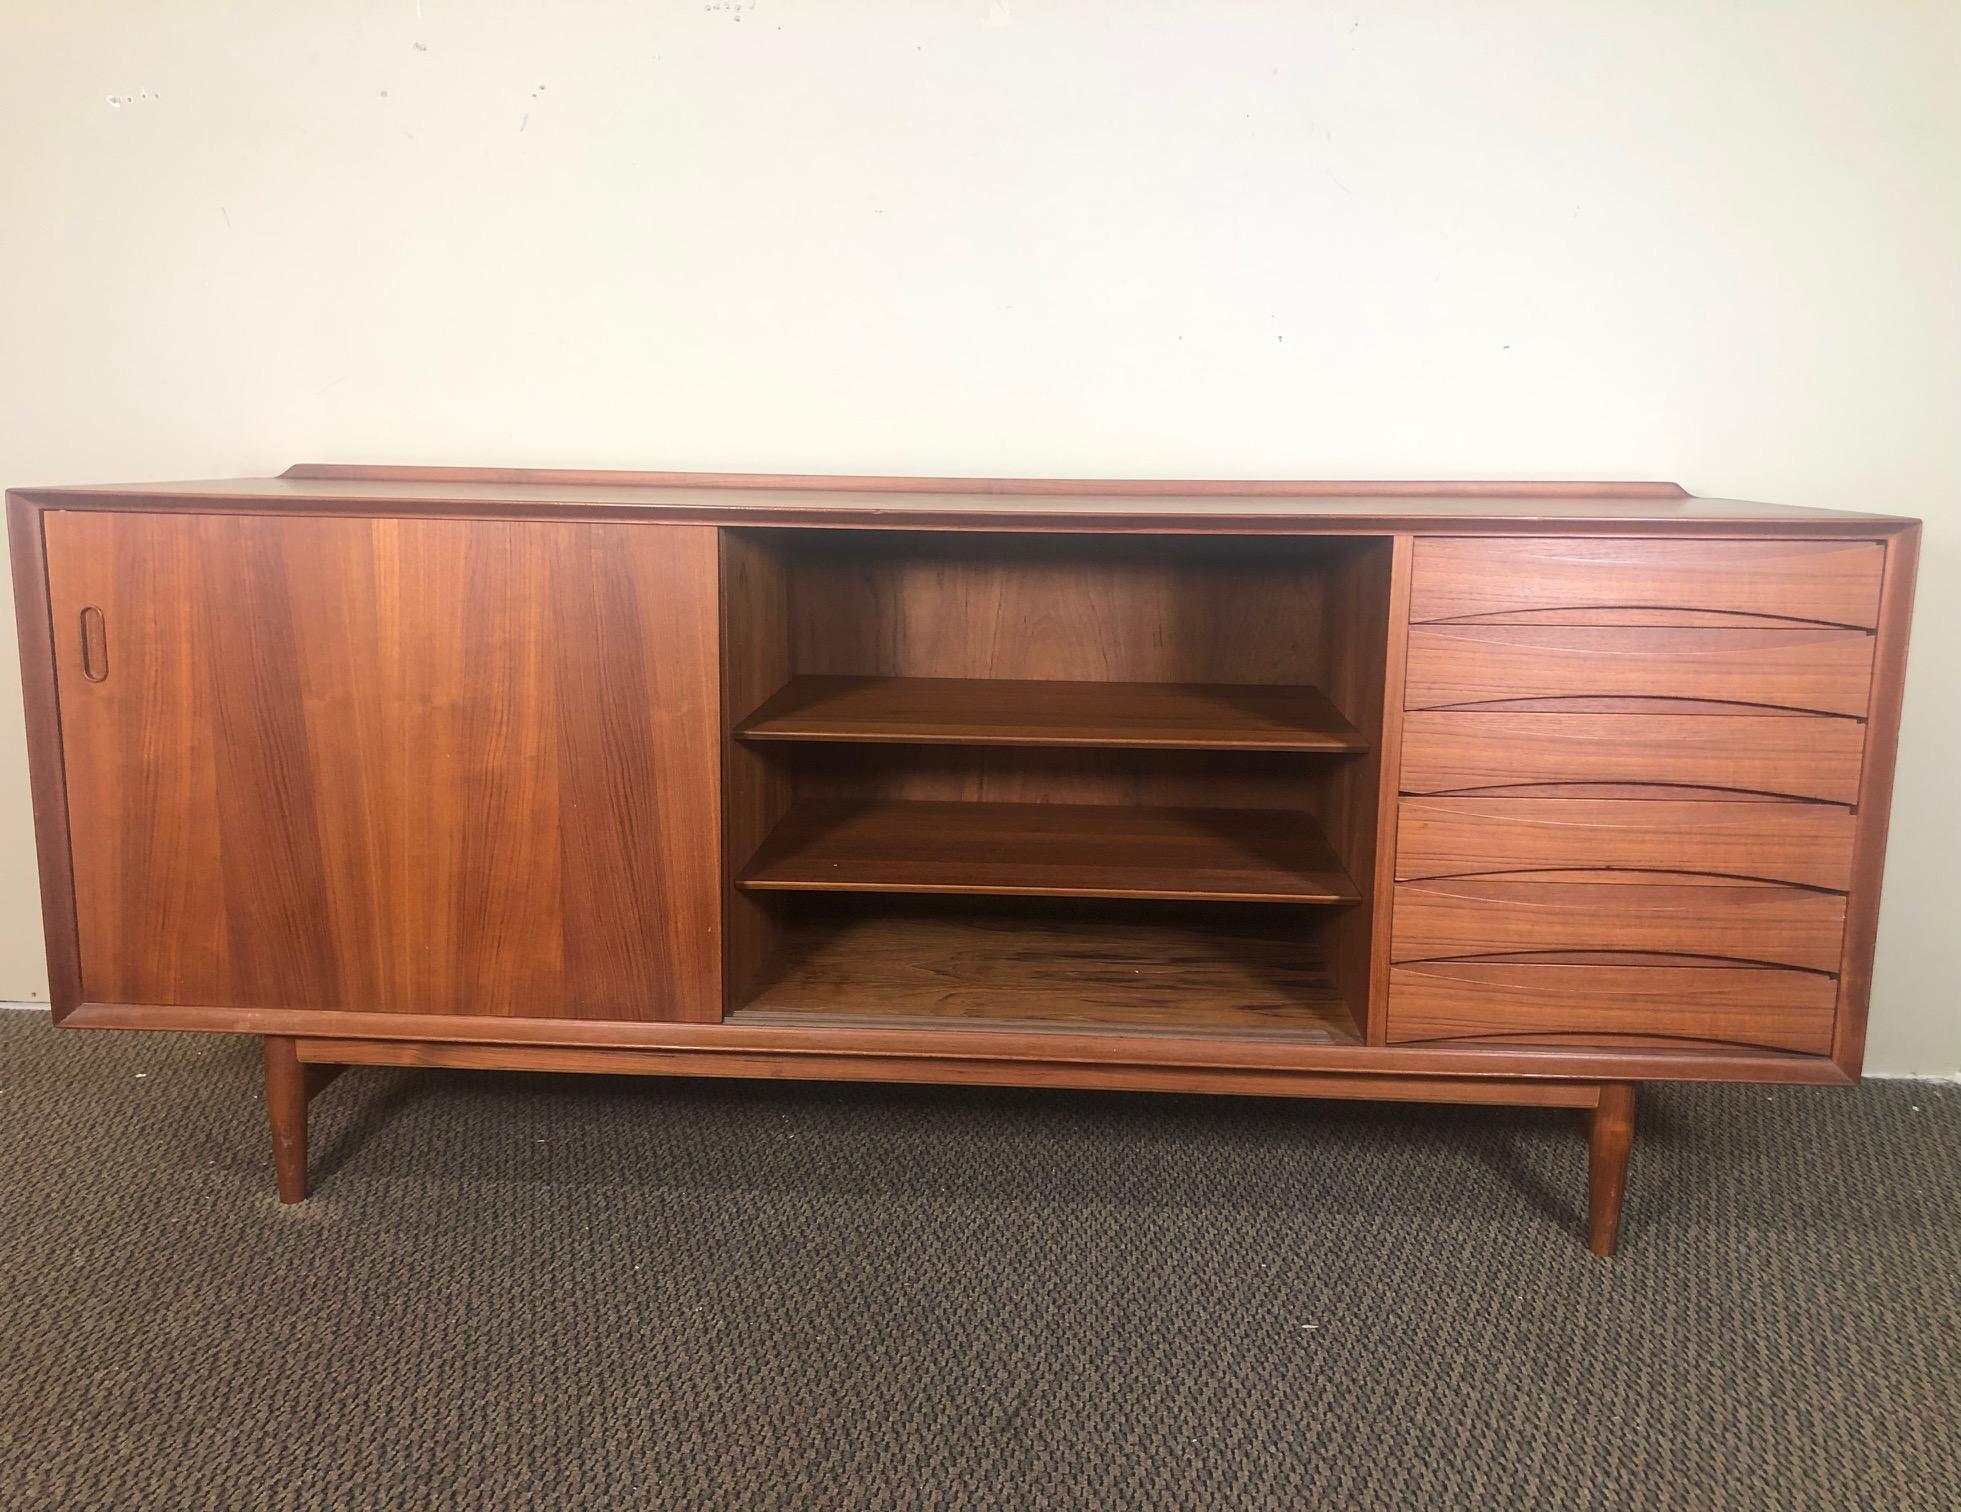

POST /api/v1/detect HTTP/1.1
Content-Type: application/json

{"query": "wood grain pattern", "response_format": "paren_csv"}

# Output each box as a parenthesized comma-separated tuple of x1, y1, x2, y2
(1410, 538, 1884, 627)
(1391, 879, 1846, 972)
(737, 900, 1356, 1040)
(738, 798, 1361, 903)
(736, 674, 1367, 751)
(1404, 625, 1875, 715)
(1386, 962, 1837, 1055)
(1398, 711, 1866, 803)
(783, 530, 1348, 686)
(1395, 798, 1856, 891)
(45, 511, 724, 1020)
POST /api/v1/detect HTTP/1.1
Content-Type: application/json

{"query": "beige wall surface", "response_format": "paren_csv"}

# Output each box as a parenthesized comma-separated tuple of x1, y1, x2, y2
(2, 2, 1955, 1069)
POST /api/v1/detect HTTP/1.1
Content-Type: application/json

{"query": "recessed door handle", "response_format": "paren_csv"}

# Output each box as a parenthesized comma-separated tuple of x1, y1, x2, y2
(79, 606, 108, 683)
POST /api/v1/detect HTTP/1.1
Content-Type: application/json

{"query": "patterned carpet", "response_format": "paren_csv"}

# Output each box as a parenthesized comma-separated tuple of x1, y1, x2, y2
(2, 1013, 1957, 1510)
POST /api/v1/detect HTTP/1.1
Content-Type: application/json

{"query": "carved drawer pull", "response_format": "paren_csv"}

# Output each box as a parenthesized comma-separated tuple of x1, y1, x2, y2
(79, 606, 108, 683)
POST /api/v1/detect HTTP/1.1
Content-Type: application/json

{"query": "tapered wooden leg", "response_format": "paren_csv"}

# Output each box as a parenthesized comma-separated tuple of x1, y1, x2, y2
(265, 1037, 309, 1203)
(1588, 1082, 1637, 1257)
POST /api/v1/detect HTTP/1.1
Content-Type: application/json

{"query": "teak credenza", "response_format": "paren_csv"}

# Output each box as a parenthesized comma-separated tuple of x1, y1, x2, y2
(7, 467, 1921, 1255)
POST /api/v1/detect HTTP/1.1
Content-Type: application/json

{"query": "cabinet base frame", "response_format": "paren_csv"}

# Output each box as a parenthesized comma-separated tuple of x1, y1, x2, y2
(277, 1035, 1640, 1256)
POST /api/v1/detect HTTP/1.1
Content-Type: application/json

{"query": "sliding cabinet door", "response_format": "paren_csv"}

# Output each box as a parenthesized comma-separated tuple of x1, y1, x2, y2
(44, 510, 722, 1021)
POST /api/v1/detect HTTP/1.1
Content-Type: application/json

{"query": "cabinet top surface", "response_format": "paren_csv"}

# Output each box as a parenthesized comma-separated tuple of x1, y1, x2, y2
(8, 464, 1917, 532)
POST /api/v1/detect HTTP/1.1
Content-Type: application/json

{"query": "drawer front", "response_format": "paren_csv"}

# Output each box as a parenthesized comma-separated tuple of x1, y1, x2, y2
(1385, 962, 1838, 1055)
(1395, 798, 1857, 891)
(1409, 538, 1884, 628)
(1399, 712, 1865, 804)
(1404, 625, 1875, 716)
(1390, 879, 1846, 973)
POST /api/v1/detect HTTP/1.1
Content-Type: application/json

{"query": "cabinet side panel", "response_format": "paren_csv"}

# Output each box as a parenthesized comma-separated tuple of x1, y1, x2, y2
(1833, 524, 1921, 1074)
(8, 497, 83, 1017)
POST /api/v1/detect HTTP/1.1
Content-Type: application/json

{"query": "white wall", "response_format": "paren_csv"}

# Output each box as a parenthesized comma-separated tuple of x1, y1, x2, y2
(3, 0, 1956, 1068)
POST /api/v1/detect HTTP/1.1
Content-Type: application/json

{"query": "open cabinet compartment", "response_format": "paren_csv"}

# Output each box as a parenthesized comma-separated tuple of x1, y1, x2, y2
(720, 528, 1396, 1042)
(735, 894, 1356, 1041)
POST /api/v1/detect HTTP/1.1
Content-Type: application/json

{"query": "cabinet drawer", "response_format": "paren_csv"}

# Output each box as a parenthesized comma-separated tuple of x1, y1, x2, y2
(1390, 879, 1846, 972)
(1404, 625, 1874, 716)
(1409, 538, 1883, 628)
(1385, 962, 1837, 1055)
(1395, 798, 1856, 891)
(1399, 712, 1865, 804)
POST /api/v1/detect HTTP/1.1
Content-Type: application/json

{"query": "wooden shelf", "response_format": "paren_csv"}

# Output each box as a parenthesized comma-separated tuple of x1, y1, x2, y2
(736, 798, 1361, 903)
(735, 675, 1367, 752)
(735, 901, 1359, 1042)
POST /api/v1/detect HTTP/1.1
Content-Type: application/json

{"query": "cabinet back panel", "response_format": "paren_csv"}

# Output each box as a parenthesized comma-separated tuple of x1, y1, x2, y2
(45, 511, 724, 1020)
(789, 743, 1336, 809)
(780, 531, 1353, 687)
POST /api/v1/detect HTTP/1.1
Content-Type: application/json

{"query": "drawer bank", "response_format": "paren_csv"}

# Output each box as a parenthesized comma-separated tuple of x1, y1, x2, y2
(7, 467, 1920, 1256)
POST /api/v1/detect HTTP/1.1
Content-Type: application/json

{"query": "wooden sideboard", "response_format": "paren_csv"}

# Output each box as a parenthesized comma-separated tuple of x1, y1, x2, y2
(7, 466, 1920, 1255)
